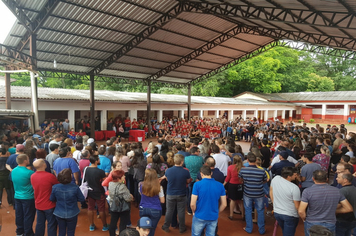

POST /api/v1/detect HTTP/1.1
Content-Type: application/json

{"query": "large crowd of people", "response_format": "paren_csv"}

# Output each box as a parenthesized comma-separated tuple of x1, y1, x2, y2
(0, 115, 356, 236)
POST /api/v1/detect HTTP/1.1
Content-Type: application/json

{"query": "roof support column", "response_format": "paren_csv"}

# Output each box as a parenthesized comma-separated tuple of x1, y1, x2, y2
(187, 83, 191, 120)
(282, 110, 286, 123)
(200, 110, 204, 119)
(289, 110, 293, 121)
(344, 104, 349, 121)
(29, 33, 39, 131)
(147, 80, 151, 135)
(90, 73, 95, 138)
(273, 110, 278, 121)
(5, 73, 11, 109)
(264, 110, 269, 122)
(322, 104, 326, 120)
(229, 110, 234, 121)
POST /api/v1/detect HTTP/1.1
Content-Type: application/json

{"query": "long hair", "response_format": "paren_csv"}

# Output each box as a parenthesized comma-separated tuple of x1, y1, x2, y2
(233, 155, 243, 173)
(321, 145, 330, 156)
(142, 169, 160, 197)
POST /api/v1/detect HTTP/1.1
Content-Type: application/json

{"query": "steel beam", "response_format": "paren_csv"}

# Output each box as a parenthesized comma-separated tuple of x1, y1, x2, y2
(1, 0, 32, 32)
(0, 44, 36, 71)
(187, 83, 191, 120)
(5, 73, 11, 109)
(89, 74, 95, 138)
(15, 0, 60, 51)
(90, 2, 186, 75)
(147, 79, 151, 135)
(147, 25, 248, 81)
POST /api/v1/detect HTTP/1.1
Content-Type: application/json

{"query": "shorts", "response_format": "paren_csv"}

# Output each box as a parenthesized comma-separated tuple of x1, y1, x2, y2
(227, 183, 243, 201)
(88, 194, 106, 212)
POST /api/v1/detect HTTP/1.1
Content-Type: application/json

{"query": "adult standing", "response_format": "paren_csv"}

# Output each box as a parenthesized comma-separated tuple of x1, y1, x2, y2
(161, 154, 191, 233)
(12, 154, 35, 236)
(31, 159, 59, 236)
(335, 172, 356, 236)
(211, 145, 231, 177)
(298, 170, 353, 236)
(238, 152, 267, 234)
(139, 169, 165, 236)
(0, 145, 12, 208)
(98, 146, 112, 176)
(190, 165, 227, 236)
(184, 147, 204, 215)
(300, 153, 321, 192)
(45, 143, 59, 172)
(270, 167, 301, 236)
(62, 119, 70, 136)
(85, 155, 109, 231)
(271, 151, 296, 177)
(53, 148, 80, 185)
(5, 143, 24, 209)
(50, 168, 85, 236)
(108, 170, 134, 236)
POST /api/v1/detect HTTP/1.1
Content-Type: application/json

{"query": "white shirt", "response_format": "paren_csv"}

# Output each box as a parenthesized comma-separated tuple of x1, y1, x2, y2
(73, 150, 81, 163)
(212, 153, 230, 176)
(270, 155, 298, 167)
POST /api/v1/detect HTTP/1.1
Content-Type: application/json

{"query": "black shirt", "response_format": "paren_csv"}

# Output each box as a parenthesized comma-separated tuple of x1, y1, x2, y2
(84, 167, 106, 199)
(260, 147, 271, 168)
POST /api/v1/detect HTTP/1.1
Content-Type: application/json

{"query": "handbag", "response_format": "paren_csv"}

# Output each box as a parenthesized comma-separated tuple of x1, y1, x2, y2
(109, 184, 131, 212)
(79, 167, 92, 199)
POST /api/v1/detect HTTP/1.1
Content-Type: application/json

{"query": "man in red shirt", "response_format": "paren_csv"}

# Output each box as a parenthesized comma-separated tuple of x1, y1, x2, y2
(31, 159, 59, 236)
(131, 118, 139, 130)
(124, 116, 131, 132)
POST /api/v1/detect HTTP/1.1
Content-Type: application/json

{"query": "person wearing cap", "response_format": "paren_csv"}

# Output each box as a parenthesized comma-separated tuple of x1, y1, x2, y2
(271, 151, 296, 177)
(190, 165, 227, 236)
(6, 143, 25, 209)
(136, 217, 152, 236)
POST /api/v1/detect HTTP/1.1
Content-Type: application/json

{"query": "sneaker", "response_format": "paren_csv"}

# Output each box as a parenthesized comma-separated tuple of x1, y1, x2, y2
(89, 224, 95, 231)
(180, 228, 187, 234)
(187, 211, 192, 215)
(162, 226, 170, 233)
(102, 224, 109, 231)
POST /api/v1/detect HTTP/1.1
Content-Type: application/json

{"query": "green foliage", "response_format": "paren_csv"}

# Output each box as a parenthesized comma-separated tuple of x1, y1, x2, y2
(298, 119, 304, 123)
(306, 73, 335, 92)
(309, 118, 315, 123)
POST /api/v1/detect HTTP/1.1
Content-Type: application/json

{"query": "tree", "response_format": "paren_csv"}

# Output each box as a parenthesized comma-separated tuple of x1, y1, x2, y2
(306, 73, 335, 91)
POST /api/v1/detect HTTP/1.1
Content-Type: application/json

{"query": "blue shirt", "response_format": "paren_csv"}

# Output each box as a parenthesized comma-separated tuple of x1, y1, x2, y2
(12, 166, 34, 200)
(50, 183, 85, 219)
(184, 155, 204, 181)
(165, 166, 191, 196)
(6, 153, 18, 180)
(197, 168, 225, 183)
(192, 178, 226, 221)
(271, 160, 295, 176)
(239, 165, 267, 198)
(97, 155, 111, 174)
(53, 158, 80, 183)
(177, 150, 190, 157)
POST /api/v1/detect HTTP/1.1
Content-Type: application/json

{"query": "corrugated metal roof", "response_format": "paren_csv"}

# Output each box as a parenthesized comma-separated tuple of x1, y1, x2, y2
(0, 85, 298, 106)
(2, 0, 356, 85)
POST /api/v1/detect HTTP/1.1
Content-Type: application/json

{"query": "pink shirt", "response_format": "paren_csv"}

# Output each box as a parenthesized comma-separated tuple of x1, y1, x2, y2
(79, 159, 90, 178)
(114, 156, 130, 173)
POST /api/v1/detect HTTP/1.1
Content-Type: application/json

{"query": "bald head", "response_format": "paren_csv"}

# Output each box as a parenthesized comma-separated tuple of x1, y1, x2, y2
(33, 159, 46, 171)
(205, 157, 216, 169)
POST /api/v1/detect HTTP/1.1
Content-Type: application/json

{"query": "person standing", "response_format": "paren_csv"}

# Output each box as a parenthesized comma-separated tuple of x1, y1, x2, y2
(0, 145, 12, 208)
(271, 151, 295, 177)
(53, 148, 80, 185)
(336, 172, 356, 236)
(211, 145, 231, 177)
(161, 154, 191, 234)
(50, 168, 85, 236)
(299, 170, 353, 236)
(238, 152, 267, 234)
(45, 143, 59, 172)
(31, 159, 59, 236)
(184, 147, 204, 215)
(12, 154, 35, 236)
(300, 153, 321, 192)
(270, 167, 301, 236)
(85, 155, 109, 231)
(190, 165, 227, 236)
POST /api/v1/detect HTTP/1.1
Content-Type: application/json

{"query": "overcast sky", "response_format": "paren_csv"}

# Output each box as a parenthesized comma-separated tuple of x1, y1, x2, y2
(0, 2, 17, 44)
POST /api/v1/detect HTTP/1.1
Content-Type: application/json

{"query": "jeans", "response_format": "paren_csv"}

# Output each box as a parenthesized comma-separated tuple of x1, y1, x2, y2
(162, 195, 186, 232)
(336, 220, 356, 236)
(109, 210, 130, 236)
(192, 216, 218, 236)
(56, 215, 78, 236)
(245, 132, 252, 141)
(15, 198, 36, 236)
(304, 221, 336, 236)
(243, 195, 265, 234)
(139, 207, 162, 236)
(35, 208, 57, 236)
(274, 212, 299, 236)
(187, 182, 195, 213)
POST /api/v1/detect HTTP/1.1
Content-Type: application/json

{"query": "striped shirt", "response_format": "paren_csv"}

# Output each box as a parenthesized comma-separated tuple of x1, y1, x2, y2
(238, 165, 267, 198)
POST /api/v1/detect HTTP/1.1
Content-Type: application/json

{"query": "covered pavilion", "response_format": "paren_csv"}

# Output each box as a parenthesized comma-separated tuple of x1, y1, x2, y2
(1, 0, 356, 137)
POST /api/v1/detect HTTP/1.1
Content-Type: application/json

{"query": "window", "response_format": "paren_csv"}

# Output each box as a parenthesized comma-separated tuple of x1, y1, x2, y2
(208, 110, 215, 116)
